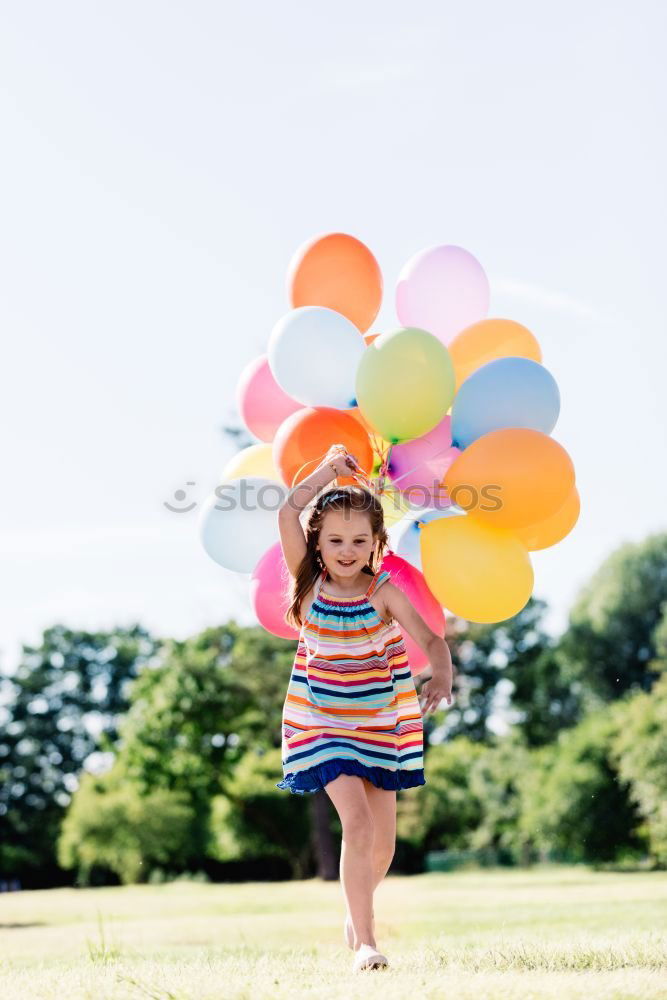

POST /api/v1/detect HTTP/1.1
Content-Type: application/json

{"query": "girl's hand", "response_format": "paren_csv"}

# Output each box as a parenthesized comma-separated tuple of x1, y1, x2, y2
(419, 672, 453, 716)
(322, 444, 361, 478)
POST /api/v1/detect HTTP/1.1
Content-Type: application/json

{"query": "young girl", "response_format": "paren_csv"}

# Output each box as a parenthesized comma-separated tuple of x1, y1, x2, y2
(275, 444, 453, 973)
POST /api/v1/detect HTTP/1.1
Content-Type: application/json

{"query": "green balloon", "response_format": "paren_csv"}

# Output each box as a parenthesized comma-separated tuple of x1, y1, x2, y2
(355, 327, 455, 443)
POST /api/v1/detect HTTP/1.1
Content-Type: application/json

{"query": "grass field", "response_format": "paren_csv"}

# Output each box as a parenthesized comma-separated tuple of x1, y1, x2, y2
(1, 866, 666, 999)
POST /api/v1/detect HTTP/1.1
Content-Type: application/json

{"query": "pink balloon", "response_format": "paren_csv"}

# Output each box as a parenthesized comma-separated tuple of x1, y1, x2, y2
(380, 552, 445, 676)
(236, 355, 302, 443)
(396, 245, 490, 344)
(250, 542, 300, 640)
(387, 415, 461, 508)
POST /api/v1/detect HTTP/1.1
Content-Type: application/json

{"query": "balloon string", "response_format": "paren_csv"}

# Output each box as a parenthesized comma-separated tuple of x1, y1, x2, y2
(291, 447, 371, 490)
(378, 443, 393, 495)
(289, 440, 396, 497)
(291, 453, 328, 489)
(369, 430, 383, 460)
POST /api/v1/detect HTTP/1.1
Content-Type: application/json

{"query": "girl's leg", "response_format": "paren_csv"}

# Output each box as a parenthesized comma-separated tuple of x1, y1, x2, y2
(363, 783, 397, 890)
(324, 773, 376, 950)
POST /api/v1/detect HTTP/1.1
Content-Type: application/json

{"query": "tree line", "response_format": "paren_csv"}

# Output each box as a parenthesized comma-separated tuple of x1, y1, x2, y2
(1, 533, 666, 887)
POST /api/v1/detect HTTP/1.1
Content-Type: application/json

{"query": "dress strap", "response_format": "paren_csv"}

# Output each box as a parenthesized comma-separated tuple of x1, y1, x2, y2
(365, 569, 390, 599)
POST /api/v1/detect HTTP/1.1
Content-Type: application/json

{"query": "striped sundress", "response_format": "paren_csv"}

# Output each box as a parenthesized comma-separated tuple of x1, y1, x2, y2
(276, 567, 425, 795)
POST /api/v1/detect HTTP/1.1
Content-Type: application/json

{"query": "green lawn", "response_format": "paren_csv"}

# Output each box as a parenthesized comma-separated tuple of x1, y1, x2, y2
(1, 866, 666, 999)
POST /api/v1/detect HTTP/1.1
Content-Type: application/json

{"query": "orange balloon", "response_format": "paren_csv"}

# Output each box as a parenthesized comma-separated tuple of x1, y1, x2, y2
(363, 332, 380, 346)
(444, 428, 575, 529)
(273, 407, 374, 487)
(288, 233, 383, 333)
(513, 485, 580, 550)
(448, 318, 542, 390)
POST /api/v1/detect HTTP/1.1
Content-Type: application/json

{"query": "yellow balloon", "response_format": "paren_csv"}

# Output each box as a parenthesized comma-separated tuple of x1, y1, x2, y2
(513, 486, 580, 551)
(421, 514, 533, 623)
(449, 318, 542, 391)
(355, 327, 455, 444)
(379, 484, 412, 527)
(222, 444, 280, 482)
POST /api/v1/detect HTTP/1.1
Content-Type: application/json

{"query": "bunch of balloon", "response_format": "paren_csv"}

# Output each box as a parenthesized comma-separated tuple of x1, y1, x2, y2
(200, 234, 578, 645)
(200, 233, 453, 668)
(391, 248, 579, 624)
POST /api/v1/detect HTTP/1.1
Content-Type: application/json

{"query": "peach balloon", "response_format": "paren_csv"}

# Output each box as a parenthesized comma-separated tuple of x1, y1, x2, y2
(448, 318, 542, 390)
(288, 233, 383, 333)
(513, 485, 581, 550)
(250, 542, 299, 640)
(379, 552, 445, 676)
(444, 428, 575, 529)
(272, 407, 374, 487)
(346, 405, 375, 436)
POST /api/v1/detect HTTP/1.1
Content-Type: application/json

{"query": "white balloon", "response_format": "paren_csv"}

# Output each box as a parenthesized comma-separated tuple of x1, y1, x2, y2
(199, 476, 286, 573)
(268, 306, 365, 408)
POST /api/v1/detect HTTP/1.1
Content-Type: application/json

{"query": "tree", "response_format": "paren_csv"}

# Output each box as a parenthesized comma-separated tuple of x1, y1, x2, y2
(610, 672, 667, 866)
(504, 643, 585, 747)
(468, 731, 533, 863)
(0, 624, 158, 885)
(119, 625, 257, 864)
(439, 597, 555, 744)
(396, 738, 485, 855)
(58, 763, 193, 884)
(517, 709, 645, 863)
(115, 624, 297, 869)
(559, 533, 667, 703)
(209, 748, 313, 879)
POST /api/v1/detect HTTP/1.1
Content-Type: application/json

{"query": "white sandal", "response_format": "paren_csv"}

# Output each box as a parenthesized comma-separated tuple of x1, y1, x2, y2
(352, 943, 388, 972)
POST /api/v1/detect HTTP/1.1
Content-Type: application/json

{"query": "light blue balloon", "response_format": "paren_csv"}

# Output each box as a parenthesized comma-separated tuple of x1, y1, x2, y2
(389, 506, 465, 572)
(451, 357, 560, 449)
(268, 306, 365, 409)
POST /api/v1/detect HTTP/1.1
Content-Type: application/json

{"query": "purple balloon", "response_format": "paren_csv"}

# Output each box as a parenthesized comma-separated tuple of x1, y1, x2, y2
(396, 245, 490, 344)
(387, 415, 461, 509)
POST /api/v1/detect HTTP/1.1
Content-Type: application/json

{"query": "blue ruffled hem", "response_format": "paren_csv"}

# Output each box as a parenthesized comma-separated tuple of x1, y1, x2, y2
(276, 758, 426, 795)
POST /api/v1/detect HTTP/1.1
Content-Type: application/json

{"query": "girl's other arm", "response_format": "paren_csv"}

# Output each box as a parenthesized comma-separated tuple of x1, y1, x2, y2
(382, 583, 454, 714)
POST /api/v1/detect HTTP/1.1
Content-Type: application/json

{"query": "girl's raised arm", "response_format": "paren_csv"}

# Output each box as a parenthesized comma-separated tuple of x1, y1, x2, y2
(278, 463, 335, 578)
(277, 446, 357, 577)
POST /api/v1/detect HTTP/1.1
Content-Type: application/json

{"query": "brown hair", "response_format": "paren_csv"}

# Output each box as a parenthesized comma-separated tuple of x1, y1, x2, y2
(285, 485, 389, 630)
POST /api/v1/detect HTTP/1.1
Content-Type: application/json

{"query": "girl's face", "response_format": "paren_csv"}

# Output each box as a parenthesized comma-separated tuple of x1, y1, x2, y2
(317, 509, 375, 578)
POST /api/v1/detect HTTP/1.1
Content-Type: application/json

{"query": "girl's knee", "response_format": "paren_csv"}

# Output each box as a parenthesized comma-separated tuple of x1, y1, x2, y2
(342, 806, 374, 846)
(373, 838, 395, 867)
(325, 775, 375, 843)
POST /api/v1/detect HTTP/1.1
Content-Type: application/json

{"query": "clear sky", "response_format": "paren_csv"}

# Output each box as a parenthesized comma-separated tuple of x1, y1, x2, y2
(1, 1, 666, 671)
